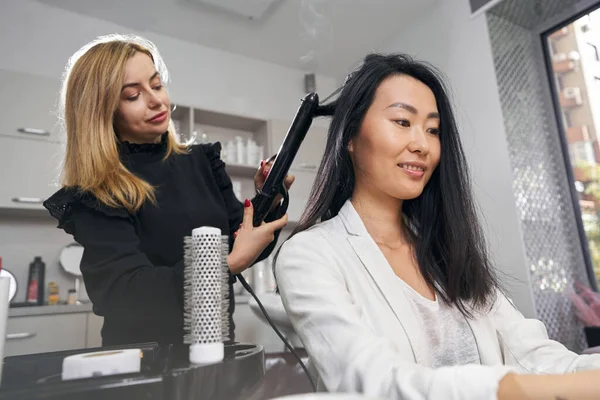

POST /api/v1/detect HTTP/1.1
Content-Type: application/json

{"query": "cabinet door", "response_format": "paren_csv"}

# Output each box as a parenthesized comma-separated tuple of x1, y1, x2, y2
(5, 314, 87, 356)
(268, 120, 328, 172)
(85, 313, 104, 348)
(0, 68, 61, 142)
(0, 136, 63, 210)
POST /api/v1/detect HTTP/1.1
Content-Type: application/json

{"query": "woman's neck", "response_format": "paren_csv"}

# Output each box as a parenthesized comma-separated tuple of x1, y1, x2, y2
(351, 185, 406, 246)
(118, 132, 164, 145)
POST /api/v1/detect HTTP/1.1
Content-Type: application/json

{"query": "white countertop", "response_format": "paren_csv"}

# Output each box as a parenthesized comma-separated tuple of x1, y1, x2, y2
(8, 303, 94, 317)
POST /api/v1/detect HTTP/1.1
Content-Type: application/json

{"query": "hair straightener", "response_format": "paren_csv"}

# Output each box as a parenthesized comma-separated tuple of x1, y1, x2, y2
(251, 92, 332, 227)
(235, 92, 334, 392)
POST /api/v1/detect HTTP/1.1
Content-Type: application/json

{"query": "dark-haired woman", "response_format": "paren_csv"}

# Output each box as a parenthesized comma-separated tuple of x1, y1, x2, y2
(275, 53, 600, 400)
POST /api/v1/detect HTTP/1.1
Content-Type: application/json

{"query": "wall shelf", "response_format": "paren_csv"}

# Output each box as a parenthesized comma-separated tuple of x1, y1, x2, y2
(225, 163, 258, 178)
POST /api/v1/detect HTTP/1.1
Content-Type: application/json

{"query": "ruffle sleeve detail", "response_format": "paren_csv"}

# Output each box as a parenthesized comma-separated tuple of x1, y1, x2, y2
(43, 187, 130, 235)
(199, 142, 231, 191)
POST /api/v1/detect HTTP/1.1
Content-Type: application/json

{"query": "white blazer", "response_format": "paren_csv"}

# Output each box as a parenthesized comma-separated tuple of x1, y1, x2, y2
(275, 200, 600, 400)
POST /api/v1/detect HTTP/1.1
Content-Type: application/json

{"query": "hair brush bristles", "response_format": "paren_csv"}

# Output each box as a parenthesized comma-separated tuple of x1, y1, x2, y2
(183, 235, 194, 345)
(220, 235, 231, 342)
(182, 229, 230, 351)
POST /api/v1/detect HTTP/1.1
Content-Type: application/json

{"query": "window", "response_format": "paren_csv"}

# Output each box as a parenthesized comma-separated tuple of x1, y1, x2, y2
(546, 10, 600, 288)
(570, 141, 596, 165)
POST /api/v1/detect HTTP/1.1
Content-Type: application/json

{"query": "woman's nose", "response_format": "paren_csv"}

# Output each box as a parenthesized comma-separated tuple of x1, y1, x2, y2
(147, 91, 163, 108)
(407, 128, 430, 154)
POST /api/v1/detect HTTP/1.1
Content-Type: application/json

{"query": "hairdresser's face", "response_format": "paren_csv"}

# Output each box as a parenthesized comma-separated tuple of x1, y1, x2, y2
(114, 52, 171, 144)
(349, 75, 441, 201)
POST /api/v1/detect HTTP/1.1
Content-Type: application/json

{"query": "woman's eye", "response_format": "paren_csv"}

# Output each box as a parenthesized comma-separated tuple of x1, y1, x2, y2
(395, 119, 410, 127)
(427, 127, 440, 135)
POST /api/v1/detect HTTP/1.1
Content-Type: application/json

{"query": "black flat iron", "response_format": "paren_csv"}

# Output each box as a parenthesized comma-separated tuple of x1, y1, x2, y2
(251, 92, 328, 226)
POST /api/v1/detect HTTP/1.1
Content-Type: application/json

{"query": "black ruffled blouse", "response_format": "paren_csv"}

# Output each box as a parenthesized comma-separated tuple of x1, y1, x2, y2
(44, 133, 276, 346)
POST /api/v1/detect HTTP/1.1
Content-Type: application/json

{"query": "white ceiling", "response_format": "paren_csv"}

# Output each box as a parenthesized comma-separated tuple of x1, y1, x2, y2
(34, 0, 438, 78)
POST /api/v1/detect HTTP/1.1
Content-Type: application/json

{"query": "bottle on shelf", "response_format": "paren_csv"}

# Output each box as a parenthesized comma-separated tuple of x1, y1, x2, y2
(235, 136, 245, 165)
(26, 256, 46, 306)
(226, 140, 237, 164)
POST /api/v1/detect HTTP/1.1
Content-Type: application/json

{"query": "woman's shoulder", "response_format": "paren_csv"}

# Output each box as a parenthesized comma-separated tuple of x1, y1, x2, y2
(187, 142, 231, 190)
(43, 187, 130, 234)
(280, 219, 341, 254)
(187, 142, 222, 161)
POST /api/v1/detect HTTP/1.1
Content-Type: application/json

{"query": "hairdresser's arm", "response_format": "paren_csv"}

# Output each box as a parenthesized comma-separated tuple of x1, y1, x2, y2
(71, 205, 184, 322)
(491, 290, 600, 373)
(201, 143, 280, 264)
(276, 232, 514, 400)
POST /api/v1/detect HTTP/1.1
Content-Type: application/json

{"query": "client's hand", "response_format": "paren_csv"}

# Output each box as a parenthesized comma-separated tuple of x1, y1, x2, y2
(254, 158, 295, 212)
(227, 198, 288, 274)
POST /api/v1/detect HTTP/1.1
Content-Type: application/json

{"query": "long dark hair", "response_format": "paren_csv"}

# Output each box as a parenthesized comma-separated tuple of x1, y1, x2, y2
(281, 53, 499, 317)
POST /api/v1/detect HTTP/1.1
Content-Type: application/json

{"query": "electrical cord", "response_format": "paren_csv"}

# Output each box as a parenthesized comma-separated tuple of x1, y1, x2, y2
(236, 274, 317, 392)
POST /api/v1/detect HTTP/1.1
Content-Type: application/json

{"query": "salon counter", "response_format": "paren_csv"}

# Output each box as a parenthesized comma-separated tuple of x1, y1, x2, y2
(8, 303, 94, 317)
(0, 342, 265, 400)
(9, 295, 248, 316)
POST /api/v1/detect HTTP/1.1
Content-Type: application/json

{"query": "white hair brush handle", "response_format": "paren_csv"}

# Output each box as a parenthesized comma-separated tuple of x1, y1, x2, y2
(183, 226, 230, 365)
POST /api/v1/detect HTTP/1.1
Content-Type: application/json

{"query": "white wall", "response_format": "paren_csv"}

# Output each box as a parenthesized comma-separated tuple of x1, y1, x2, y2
(378, 0, 535, 316)
(0, 0, 338, 122)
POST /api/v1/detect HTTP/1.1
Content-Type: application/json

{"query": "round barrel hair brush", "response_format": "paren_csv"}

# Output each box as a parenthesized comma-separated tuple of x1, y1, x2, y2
(183, 227, 230, 364)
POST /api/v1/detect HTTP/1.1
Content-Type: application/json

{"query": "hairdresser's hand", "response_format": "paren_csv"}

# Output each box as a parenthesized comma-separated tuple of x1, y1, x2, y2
(228, 198, 288, 274)
(254, 158, 295, 212)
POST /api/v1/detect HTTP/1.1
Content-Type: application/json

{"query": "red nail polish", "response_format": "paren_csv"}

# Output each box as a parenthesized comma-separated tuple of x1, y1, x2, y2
(245, 199, 251, 208)
(263, 169, 269, 178)
(260, 160, 265, 168)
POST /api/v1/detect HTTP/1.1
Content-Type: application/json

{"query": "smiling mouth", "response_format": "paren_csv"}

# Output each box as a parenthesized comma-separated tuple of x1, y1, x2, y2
(398, 163, 425, 172)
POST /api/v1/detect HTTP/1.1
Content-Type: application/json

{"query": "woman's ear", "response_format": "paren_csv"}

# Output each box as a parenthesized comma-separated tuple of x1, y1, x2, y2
(348, 139, 354, 154)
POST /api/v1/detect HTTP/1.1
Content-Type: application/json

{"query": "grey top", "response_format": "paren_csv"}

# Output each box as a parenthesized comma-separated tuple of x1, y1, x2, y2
(398, 279, 481, 368)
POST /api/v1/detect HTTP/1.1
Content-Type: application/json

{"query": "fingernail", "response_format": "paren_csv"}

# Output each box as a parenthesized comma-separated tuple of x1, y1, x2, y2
(260, 160, 265, 168)
(263, 169, 269, 178)
(245, 199, 251, 208)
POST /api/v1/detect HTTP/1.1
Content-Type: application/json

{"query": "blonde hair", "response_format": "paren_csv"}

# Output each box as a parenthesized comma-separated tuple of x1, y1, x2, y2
(59, 34, 187, 212)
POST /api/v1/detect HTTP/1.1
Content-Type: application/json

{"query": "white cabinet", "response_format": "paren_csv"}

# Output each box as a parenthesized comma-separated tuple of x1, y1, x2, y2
(85, 312, 104, 348)
(5, 311, 103, 357)
(5, 313, 87, 356)
(0, 136, 62, 210)
(0, 69, 63, 211)
(0, 68, 61, 142)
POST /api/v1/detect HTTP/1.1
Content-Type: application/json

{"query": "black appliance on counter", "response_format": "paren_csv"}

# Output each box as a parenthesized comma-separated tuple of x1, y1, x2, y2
(0, 342, 264, 400)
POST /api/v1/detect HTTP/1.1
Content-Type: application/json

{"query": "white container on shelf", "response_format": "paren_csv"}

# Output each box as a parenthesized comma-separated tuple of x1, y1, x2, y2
(226, 140, 237, 164)
(246, 138, 260, 167)
(235, 136, 245, 165)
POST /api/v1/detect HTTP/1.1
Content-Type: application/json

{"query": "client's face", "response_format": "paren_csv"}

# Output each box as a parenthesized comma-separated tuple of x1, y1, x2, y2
(114, 52, 171, 144)
(349, 74, 441, 201)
